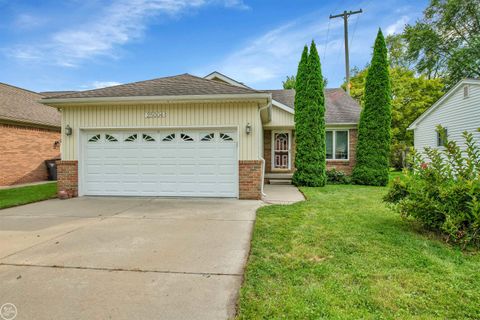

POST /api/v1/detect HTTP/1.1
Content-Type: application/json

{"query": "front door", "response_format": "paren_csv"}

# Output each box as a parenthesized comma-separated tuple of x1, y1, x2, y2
(272, 131, 291, 170)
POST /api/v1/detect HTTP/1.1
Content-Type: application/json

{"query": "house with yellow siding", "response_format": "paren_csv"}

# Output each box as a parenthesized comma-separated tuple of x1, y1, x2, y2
(41, 72, 360, 199)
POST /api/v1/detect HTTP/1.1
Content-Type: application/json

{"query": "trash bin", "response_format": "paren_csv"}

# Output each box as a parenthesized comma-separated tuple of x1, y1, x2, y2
(45, 159, 58, 181)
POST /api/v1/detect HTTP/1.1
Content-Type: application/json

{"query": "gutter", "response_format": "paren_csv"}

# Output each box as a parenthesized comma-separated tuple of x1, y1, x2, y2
(39, 93, 272, 106)
(258, 99, 272, 198)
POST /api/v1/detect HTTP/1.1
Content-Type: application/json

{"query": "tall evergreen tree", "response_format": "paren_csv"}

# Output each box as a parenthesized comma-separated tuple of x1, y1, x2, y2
(292, 41, 326, 187)
(352, 29, 392, 186)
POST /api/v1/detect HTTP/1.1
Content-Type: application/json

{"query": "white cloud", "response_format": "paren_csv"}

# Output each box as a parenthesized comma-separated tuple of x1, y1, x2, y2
(6, 0, 247, 66)
(84, 81, 123, 89)
(196, 1, 416, 88)
(196, 15, 343, 86)
(14, 14, 47, 30)
(386, 16, 409, 35)
(221, 0, 249, 10)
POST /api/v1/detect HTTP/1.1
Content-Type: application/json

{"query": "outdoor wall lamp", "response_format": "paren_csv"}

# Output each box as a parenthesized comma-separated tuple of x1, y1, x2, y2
(65, 125, 72, 136)
(246, 123, 252, 135)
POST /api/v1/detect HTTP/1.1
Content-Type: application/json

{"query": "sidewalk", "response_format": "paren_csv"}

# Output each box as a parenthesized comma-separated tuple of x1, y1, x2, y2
(262, 184, 305, 205)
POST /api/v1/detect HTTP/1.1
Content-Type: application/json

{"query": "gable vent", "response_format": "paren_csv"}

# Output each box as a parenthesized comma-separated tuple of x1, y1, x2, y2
(464, 85, 470, 98)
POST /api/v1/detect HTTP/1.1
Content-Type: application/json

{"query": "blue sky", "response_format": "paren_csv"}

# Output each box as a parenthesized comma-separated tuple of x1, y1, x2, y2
(0, 0, 427, 92)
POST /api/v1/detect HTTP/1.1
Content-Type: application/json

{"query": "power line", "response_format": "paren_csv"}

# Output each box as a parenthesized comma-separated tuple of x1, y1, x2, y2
(323, 19, 331, 60)
(348, 14, 361, 76)
(329, 9, 363, 95)
(323, 1, 343, 62)
(349, 14, 360, 50)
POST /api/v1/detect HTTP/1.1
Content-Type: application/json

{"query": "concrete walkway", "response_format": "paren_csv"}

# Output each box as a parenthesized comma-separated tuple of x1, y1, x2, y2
(0, 197, 262, 320)
(262, 184, 305, 204)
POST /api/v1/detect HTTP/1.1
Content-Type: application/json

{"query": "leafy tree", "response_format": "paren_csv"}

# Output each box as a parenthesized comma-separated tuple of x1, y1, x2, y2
(385, 34, 413, 69)
(402, 0, 480, 86)
(389, 68, 444, 166)
(344, 66, 368, 106)
(346, 66, 444, 168)
(292, 41, 327, 187)
(282, 75, 328, 90)
(282, 75, 296, 89)
(352, 29, 392, 186)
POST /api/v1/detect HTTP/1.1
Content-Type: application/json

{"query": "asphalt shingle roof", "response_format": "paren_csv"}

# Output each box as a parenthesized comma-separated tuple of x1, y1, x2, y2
(0, 83, 60, 127)
(266, 88, 361, 124)
(45, 74, 260, 100)
(40, 91, 78, 98)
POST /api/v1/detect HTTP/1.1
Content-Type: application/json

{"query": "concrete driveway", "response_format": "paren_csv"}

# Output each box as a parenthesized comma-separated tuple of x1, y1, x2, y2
(0, 197, 262, 320)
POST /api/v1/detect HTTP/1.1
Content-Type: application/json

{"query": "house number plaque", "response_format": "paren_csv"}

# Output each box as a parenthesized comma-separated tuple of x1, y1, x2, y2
(145, 112, 167, 119)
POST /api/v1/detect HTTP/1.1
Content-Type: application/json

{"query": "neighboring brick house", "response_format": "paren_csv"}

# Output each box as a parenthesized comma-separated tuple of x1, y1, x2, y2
(41, 72, 360, 200)
(0, 83, 61, 186)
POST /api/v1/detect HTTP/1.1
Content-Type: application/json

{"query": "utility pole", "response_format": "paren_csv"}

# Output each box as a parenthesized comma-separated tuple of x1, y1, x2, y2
(329, 9, 362, 95)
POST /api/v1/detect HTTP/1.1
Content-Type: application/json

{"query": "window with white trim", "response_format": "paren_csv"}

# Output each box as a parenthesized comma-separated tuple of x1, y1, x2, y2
(273, 131, 290, 169)
(437, 128, 447, 147)
(326, 130, 349, 160)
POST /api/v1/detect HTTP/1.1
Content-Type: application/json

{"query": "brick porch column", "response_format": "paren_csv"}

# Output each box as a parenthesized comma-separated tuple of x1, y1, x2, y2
(56, 160, 78, 198)
(239, 160, 262, 200)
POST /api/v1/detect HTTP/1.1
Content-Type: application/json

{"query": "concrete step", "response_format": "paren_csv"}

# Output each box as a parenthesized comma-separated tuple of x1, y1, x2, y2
(265, 173, 293, 179)
(269, 179, 292, 185)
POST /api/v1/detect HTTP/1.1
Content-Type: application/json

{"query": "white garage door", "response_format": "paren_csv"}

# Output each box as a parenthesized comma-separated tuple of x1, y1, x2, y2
(82, 130, 238, 197)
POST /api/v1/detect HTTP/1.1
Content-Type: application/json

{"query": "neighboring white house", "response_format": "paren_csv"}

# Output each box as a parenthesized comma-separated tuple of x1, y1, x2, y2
(408, 79, 480, 152)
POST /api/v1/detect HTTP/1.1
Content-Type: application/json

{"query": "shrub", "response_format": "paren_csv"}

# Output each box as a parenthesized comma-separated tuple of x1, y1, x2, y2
(352, 29, 392, 186)
(384, 128, 480, 248)
(292, 41, 327, 187)
(326, 169, 351, 184)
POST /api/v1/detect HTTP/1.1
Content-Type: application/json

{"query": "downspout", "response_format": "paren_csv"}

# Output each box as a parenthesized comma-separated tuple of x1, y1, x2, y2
(258, 99, 271, 198)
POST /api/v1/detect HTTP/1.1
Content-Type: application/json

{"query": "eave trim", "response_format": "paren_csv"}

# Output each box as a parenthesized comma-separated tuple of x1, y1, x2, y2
(40, 93, 272, 106)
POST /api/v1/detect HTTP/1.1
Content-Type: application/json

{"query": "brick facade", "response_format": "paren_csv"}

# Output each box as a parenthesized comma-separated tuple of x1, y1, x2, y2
(264, 128, 358, 176)
(0, 123, 60, 186)
(264, 130, 272, 173)
(56, 160, 78, 198)
(239, 160, 263, 200)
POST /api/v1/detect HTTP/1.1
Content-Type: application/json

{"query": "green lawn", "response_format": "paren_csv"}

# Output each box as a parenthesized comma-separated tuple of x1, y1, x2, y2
(389, 170, 405, 182)
(237, 184, 480, 319)
(0, 182, 57, 210)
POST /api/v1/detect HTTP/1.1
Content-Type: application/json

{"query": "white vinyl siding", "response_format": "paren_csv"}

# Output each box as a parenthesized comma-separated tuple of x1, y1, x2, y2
(265, 105, 294, 128)
(61, 101, 261, 161)
(413, 83, 480, 152)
